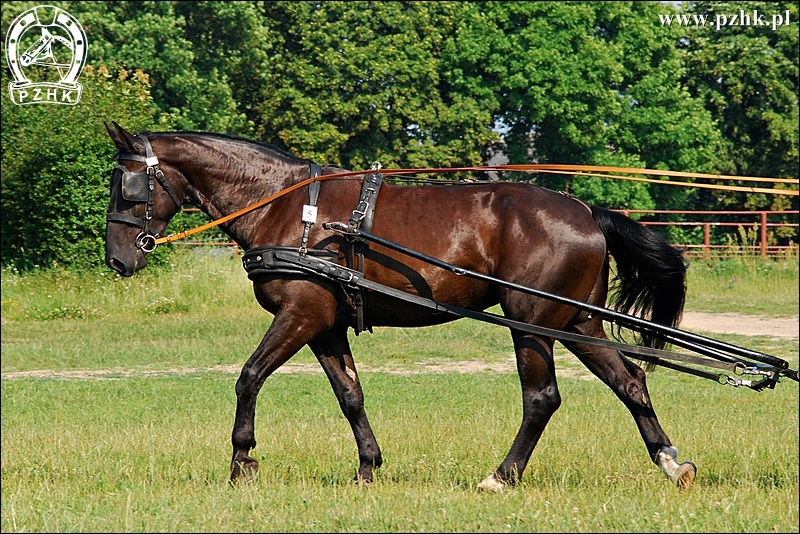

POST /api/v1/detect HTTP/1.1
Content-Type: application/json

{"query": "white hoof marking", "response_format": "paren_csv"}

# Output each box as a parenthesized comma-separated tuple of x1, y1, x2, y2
(656, 449, 696, 488)
(477, 474, 504, 493)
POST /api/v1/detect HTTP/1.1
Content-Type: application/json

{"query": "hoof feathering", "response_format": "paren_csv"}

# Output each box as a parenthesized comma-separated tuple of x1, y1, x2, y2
(477, 474, 504, 493)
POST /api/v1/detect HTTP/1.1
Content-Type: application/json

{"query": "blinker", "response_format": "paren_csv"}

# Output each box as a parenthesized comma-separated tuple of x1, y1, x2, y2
(120, 170, 150, 203)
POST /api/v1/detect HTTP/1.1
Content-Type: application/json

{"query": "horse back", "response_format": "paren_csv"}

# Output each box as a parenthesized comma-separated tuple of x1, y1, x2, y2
(360, 182, 607, 327)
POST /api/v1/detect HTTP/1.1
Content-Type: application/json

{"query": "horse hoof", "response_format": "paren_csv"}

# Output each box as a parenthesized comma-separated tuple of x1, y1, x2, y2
(354, 473, 373, 485)
(230, 458, 259, 485)
(656, 448, 696, 489)
(477, 474, 504, 493)
(672, 461, 696, 489)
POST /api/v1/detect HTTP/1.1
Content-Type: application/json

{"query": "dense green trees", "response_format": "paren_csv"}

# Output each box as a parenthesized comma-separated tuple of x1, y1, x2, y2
(1, 65, 165, 269)
(682, 1, 798, 212)
(2, 1, 797, 269)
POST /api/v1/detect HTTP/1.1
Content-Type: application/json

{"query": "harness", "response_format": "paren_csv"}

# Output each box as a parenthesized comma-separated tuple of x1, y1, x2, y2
(242, 226, 794, 391)
(105, 142, 797, 390)
(343, 162, 383, 333)
(244, 162, 384, 335)
(106, 135, 182, 252)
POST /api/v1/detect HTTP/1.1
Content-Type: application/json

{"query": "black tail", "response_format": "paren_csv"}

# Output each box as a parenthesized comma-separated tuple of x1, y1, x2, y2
(590, 205, 688, 350)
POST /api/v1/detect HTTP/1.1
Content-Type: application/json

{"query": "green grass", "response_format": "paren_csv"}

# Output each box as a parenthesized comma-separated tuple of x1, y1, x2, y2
(1, 250, 798, 532)
(2, 371, 797, 532)
(684, 257, 799, 315)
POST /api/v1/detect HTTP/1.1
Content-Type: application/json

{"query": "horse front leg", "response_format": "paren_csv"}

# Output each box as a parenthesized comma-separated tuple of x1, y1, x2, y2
(309, 329, 383, 483)
(479, 332, 561, 492)
(230, 309, 327, 484)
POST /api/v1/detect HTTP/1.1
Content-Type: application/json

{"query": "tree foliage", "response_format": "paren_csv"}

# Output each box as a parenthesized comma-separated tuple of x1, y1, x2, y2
(681, 1, 798, 212)
(253, 1, 499, 170)
(1, 65, 166, 270)
(1, 1, 796, 269)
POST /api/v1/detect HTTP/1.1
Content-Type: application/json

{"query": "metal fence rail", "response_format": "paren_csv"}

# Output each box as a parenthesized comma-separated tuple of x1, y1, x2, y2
(178, 208, 799, 260)
(616, 210, 799, 259)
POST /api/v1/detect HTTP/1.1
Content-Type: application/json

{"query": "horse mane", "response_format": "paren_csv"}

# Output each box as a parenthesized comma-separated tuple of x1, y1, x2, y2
(141, 130, 316, 166)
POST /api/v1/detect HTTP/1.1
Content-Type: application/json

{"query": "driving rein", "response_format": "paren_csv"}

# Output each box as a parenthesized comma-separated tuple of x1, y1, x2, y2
(106, 135, 182, 252)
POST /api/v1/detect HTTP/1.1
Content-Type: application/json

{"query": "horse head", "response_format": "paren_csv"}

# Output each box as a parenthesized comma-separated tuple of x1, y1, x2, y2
(104, 122, 187, 276)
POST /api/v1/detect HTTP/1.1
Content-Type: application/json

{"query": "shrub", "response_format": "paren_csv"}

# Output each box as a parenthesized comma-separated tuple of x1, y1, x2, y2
(1, 65, 171, 271)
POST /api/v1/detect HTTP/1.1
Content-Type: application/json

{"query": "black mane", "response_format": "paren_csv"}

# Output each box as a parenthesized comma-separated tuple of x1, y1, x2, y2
(143, 130, 316, 165)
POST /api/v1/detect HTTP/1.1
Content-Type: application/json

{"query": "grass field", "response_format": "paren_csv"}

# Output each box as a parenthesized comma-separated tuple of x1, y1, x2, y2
(1, 250, 798, 532)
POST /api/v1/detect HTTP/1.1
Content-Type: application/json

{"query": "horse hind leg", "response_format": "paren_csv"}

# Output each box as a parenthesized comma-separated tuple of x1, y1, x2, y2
(308, 329, 383, 483)
(563, 314, 696, 488)
(478, 331, 561, 492)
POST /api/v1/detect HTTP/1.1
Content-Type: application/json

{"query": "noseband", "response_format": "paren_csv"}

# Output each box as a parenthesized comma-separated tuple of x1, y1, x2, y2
(106, 135, 182, 252)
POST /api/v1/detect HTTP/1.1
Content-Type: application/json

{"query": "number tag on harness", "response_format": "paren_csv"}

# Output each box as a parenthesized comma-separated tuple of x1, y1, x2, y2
(301, 205, 318, 223)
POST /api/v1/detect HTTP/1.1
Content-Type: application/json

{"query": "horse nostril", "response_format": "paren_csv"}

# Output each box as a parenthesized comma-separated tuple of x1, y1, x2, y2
(108, 257, 127, 275)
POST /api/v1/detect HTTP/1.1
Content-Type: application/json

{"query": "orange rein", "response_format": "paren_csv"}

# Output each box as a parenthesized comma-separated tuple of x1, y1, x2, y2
(154, 164, 799, 246)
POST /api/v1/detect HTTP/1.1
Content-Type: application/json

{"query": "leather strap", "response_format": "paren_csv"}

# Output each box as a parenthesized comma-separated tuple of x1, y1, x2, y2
(106, 212, 145, 227)
(241, 246, 778, 388)
(299, 163, 324, 255)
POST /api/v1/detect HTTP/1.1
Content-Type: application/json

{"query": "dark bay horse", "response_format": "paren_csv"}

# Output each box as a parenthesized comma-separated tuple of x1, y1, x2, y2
(104, 123, 696, 490)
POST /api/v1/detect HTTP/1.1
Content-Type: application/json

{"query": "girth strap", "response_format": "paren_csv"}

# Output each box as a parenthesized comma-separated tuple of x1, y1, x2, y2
(243, 246, 339, 278)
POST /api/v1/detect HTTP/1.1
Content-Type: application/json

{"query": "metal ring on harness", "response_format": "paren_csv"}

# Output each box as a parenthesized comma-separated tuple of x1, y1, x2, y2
(135, 232, 158, 253)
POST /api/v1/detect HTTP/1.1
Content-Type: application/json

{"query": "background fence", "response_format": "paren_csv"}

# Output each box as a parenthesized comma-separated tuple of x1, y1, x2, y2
(617, 210, 798, 259)
(178, 208, 799, 260)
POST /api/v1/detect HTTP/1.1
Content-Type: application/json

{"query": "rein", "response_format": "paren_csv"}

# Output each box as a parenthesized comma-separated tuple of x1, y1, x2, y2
(154, 163, 797, 248)
(153, 171, 351, 246)
(108, 138, 797, 251)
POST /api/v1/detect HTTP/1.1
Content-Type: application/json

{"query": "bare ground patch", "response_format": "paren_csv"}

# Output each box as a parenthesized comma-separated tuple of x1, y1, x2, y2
(2, 312, 795, 381)
(680, 312, 798, 339)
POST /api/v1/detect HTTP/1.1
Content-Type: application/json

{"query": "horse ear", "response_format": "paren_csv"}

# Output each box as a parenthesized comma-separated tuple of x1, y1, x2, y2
(104, 121, 121, 147)
(105, 121, 138, 152)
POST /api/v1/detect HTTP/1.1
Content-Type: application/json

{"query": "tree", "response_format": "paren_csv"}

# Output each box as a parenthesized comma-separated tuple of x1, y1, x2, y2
(66, 0, 253, 133)
(3, 1, 794, 270)
(681, 1, 799, 211)
(253, 1, 499, 170)
(467, 1, 730, 210)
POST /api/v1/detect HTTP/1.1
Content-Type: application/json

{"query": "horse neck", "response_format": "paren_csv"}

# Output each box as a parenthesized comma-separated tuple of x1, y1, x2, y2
(157, 133, 311, 248)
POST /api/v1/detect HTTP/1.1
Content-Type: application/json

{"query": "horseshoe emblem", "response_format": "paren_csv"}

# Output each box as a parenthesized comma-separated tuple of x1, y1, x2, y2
(5, 5, 88, 105)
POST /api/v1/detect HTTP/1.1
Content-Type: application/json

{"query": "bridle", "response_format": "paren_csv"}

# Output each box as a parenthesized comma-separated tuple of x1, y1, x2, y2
(106, 135, 182, 252)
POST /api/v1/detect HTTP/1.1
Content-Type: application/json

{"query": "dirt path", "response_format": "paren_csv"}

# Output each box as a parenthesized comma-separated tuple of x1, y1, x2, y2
(679, 311, 798, 339)
(2, 312, 796, 381)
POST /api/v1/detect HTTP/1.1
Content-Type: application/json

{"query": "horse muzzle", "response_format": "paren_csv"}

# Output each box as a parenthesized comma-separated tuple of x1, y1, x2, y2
(105, 246, 147, 277)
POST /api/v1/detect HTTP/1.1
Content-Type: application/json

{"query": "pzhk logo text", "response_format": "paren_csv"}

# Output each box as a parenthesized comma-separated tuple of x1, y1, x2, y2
(5, 5, 88, 105)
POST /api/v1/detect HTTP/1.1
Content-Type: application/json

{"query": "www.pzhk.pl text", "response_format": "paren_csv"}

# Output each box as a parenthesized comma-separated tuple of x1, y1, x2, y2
(659, 9, 792, 31)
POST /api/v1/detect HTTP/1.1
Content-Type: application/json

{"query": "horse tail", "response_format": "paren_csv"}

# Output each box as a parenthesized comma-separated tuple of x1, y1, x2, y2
(590, 205, 688, 350)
